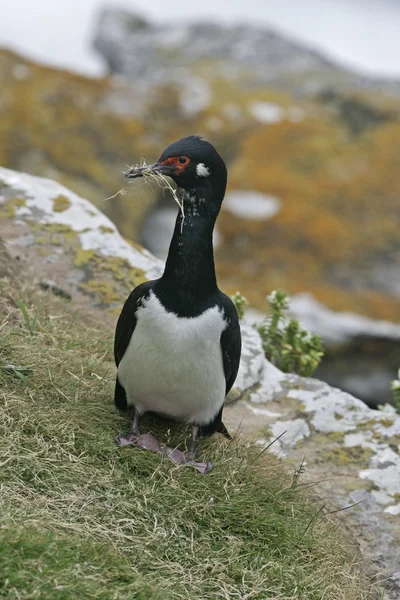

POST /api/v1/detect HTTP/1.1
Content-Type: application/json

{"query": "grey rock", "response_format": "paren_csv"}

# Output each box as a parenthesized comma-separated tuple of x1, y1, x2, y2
(93, 8, 400, 97)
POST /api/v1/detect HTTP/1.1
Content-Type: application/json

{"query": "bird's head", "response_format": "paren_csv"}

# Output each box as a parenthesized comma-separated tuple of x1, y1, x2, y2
(125, 136, 227, 198)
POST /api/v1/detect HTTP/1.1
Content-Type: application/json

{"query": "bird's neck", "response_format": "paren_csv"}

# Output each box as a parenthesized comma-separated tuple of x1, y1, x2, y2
(156, 187, 221, 315)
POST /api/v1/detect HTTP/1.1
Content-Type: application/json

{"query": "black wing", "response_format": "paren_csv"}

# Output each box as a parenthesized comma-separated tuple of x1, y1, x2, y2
(218, 292, 242, 396)
(114, 281, 154, 366)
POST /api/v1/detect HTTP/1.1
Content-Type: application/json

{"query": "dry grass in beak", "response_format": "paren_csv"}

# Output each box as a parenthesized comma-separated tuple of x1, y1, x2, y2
(106, 160, 186, 232)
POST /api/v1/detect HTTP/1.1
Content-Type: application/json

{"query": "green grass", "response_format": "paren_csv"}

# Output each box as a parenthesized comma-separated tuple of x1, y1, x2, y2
(0, 279, 378, 599)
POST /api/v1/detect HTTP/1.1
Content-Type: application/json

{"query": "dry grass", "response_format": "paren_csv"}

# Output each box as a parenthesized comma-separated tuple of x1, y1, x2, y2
(106, 159, 185, 230)
(0, 278, 380, 599)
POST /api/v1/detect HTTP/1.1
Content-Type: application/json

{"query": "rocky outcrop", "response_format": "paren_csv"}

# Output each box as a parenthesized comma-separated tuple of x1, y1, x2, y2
(0, 166, 162, 312)
(247, 295, 400, 407)
(1, 47, 399, 319)
(1, 168, 399, 597)
(226, 330, 400, 598)
(94, 8, 400, 97)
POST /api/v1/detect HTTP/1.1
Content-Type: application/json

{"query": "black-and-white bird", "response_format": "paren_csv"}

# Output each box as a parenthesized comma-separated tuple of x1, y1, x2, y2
(114, 136, 241, 473)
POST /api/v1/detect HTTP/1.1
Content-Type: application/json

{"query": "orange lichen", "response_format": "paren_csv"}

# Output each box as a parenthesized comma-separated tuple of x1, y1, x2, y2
(1, 48, 399, 320)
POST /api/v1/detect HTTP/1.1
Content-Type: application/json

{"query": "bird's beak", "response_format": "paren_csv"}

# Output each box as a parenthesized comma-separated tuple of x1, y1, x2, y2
(124, 162, 174, 179)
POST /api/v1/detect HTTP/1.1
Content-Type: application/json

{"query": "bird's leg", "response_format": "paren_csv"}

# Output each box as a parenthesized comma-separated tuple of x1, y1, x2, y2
(186, 425, 199, 461)
(115, 408, 161, 452)
(163, 424, 212, 474)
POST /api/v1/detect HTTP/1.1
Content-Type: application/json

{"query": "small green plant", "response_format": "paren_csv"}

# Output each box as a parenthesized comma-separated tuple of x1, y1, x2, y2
(255, 290, 324, 377)
(16, 297, 40, 337)
(391, 368, 400, 413)
(230, 291, 248, 320)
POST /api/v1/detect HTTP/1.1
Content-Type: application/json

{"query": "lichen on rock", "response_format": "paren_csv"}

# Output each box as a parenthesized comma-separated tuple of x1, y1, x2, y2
(0, 166, 162, 310)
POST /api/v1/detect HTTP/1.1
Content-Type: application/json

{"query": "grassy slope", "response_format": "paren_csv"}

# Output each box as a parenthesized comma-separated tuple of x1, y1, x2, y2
(0, 279, 377, 599)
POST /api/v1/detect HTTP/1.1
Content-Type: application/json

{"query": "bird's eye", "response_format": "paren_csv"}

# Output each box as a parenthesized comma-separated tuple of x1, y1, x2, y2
(178, 157, 187, 164)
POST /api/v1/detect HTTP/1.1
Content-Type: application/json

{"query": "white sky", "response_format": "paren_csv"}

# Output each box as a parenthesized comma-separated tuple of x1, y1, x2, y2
(0, 0, 400, 78)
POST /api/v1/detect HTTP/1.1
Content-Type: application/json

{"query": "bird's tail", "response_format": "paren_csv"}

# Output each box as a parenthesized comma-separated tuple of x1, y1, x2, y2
(217, 421, 232, 440)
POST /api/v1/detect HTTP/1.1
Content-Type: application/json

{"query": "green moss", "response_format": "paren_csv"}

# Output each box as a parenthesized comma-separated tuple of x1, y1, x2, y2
(358, 419, 381, 431)
(334, 412, 344, 420)
(42, 223, 77, 237)
(0, 196, 26, 218)
(320, 445, 374, 467)
(98, 225, 115, 234)
(377, 419, 395, 428)
(313, 431, 346, 444)
(74, 248, 96, 267)
(52, 194, 71, 213)
(12, 197, 26, 207)
(74, 249, 146, 290)
(79, 280, 122, 305)
(36, 247, 51, 257)
(343, 478, 375, 493)
(98, 256, 128, 281)
(128, 267, 147, 287)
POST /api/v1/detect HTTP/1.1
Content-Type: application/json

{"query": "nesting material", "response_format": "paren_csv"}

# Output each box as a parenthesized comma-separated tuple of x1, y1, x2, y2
(106, 160, 185, 231)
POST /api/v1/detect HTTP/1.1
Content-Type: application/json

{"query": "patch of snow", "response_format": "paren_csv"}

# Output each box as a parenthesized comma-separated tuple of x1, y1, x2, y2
(248, 101, 284, 124)
(223, 190, 281, 220)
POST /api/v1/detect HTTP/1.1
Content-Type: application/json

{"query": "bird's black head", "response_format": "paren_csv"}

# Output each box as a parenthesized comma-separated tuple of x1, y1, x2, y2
(125, 136, 227, 197)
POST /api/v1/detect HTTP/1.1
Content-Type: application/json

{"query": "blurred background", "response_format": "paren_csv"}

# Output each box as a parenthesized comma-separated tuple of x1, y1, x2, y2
(1, 0, 399, 405)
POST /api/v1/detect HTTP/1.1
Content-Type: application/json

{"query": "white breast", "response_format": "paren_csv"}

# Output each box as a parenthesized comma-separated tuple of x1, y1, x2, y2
(117, 291, 227, 425)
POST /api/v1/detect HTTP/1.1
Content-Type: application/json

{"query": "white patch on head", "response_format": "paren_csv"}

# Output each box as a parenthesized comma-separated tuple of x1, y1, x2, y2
(118, 291, 227, 425)
(196, 163, 210, 178)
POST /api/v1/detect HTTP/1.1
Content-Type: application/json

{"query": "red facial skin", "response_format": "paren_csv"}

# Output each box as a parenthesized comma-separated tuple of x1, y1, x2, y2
(159, 156, 190, 176)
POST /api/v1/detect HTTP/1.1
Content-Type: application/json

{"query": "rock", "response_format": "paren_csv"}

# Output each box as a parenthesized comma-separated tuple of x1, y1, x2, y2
(94, 8, 400, 97)
(225, 323, 400, 599)
(1, 167, 398, 596)
(0, 235, 18, 279)
(0, 166, 162, 311)
(246, 294, 400, 406)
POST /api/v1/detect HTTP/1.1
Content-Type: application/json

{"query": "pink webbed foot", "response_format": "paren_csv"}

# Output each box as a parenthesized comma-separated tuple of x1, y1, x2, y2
(115, 432, 162, 452)
(115, 417, 212, 474)
(163, 446, 212, 475)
